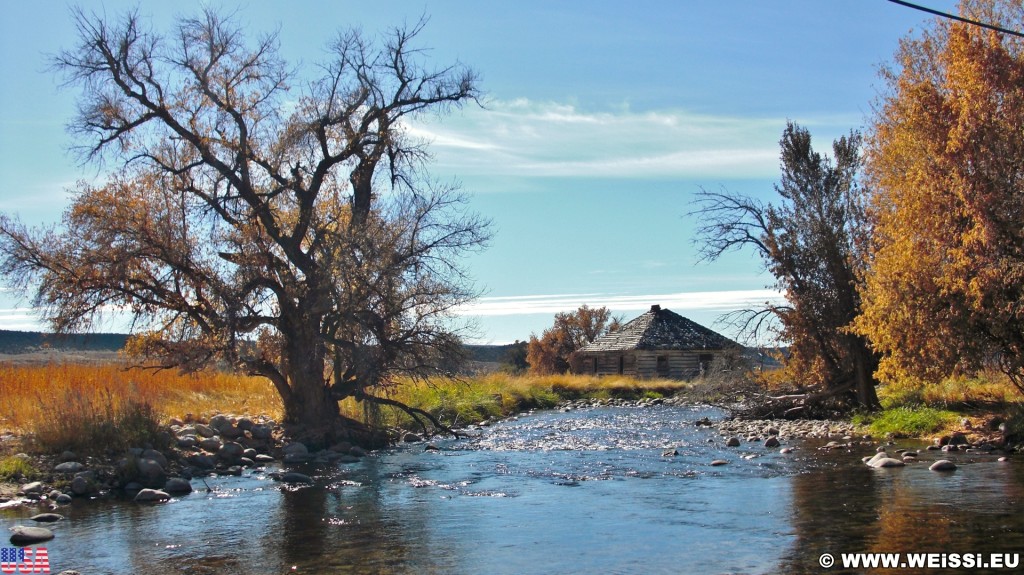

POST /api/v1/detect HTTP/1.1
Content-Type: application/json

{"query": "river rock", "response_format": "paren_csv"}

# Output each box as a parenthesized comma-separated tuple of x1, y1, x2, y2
(868, 457, 906, 468)
(725, 437, 741, 447)
(236, 417, 254, 432)
(186, 453, 216, 469)
(710, 459, 729, 466)
(142, 449, 169, 469)
(29, 513, 63, 523)
(199, 437, 223, 452)
(177, 435, 198, 449)
(134, 488, 171, 503)
(164, 478, 193, 494)
(929, 459, 957, 471)
(55, 493, 72, 505)
(349, 446, 367, 457)
(71, 475, 96, 496)
(209, 414, 231, 433)
(764, 436, 781, 448)
(217, 465, 243, 477)
(218, 441, 245, 461)
(250, 424, 273, 440)
(662, 449, 679, 457)
(20, 481, 44, 495)
(9, 526, 55, 545)
(949, 432, 970, 446)
(780, 447, 794, 454)
(54, 461, 85, 473)
(137, 458, 167, 487)
(254, 454, 275, 463)
(282, 442, 309, 456)
(194, 424, 217, 438)
(279, 472, 313, 484)
(402, 432, 423, 443)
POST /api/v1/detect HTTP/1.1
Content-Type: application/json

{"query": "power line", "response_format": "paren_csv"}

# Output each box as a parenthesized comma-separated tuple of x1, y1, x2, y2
(887, 0, 1024, 39)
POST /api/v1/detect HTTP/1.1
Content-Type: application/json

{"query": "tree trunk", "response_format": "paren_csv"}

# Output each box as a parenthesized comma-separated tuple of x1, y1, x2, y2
(850, 336, 880, 409)
(276, 309, 385, 449)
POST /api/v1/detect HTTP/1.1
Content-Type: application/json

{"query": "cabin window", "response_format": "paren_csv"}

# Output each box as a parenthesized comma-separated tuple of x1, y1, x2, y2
(584, 357, 596, 374)
(656, 355, 669, 378)
(699, 353, 714, 376)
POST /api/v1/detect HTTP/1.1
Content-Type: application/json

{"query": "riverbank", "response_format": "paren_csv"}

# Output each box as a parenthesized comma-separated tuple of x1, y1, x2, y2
(4, 361, 1023, 514)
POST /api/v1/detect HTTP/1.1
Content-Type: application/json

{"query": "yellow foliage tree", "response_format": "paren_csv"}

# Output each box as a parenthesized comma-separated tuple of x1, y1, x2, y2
(857, 0, 1024, 392)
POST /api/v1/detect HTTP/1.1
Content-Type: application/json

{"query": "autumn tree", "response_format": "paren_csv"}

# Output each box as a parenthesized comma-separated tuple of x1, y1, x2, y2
(526, 305, 621, 375)
(692, 122, 880, 411)
(0, 8, 489, 446)
(856, 0, 1024, 393)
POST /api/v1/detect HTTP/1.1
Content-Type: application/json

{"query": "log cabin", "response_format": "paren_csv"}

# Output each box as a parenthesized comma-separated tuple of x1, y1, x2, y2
(571, 305, 739, 379)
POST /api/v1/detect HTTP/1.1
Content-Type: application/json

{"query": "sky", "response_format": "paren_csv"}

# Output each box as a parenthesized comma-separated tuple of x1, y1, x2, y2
(0, 0, 959, 344)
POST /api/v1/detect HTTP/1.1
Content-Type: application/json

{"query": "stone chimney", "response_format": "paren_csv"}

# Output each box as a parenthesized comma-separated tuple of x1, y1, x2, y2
(650, 304, 661, 312)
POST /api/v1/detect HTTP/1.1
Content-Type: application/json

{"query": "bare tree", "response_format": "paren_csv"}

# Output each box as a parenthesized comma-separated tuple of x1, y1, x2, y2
(691, 122, 879, 413)
(0, 8, 489, 446)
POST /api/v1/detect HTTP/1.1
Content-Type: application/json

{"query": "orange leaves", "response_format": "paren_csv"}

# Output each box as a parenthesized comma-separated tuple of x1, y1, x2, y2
(859, 0, 1024, 388)
(526, 305, 616, 376)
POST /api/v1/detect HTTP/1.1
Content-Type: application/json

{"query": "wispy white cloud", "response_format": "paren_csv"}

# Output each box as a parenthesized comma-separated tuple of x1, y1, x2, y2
(406, 99, 799, 180)
(457, 289, 785, 317)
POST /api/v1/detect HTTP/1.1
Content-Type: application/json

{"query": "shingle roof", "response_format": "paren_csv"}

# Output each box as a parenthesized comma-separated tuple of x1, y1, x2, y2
(577, 305, 737, 352)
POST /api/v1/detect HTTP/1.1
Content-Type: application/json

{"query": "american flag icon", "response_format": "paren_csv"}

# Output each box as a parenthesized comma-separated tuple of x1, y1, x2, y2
(1, 547, 49, 573)
(0, 548, 24, 563)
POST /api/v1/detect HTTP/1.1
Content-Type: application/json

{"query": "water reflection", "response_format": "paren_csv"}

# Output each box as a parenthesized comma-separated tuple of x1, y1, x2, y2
(780, 445, 1024, 574)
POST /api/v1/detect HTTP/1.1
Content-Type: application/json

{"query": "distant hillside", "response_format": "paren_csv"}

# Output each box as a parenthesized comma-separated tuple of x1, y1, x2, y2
(0, 330, 129, 354)
(464, 343, 523, 364)
(0, 329, 515, 362)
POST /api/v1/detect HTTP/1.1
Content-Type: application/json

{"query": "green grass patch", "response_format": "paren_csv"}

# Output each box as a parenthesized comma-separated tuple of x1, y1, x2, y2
(853, 406, 958, 438)
(375, 373, 688, 431)
(0, 455, 38, 481)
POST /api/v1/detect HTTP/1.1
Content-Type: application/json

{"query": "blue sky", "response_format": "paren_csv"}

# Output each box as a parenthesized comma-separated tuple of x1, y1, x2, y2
(0, 1, 957, 344)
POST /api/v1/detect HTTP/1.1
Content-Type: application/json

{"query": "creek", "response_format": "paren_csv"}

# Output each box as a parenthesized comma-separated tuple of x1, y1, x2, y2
(3, 404, 1024, 574)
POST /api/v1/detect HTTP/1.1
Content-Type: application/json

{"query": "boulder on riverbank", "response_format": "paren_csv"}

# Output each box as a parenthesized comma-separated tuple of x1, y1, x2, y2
(929, 459, 957, 472)
(9, 525, 55, 545)
(134, 488, 170, 503)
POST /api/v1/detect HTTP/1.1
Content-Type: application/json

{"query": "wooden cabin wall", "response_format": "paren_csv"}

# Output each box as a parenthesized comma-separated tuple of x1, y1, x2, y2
(576, 350, 719, 380)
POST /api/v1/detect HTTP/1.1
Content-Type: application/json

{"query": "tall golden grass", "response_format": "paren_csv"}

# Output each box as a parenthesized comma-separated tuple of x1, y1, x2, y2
(0, 362, 691, 437)
(0, 362, 282, 435)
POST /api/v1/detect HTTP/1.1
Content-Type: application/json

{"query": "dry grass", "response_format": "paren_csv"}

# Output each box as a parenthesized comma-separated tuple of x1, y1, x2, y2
(877, 370, 1023, 409)
(0, 360, 692, 447)
(0, 361, 282, 435)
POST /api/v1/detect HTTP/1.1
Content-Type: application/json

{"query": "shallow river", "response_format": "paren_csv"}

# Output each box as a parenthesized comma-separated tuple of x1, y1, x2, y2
(3, 404, 1024, 574)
